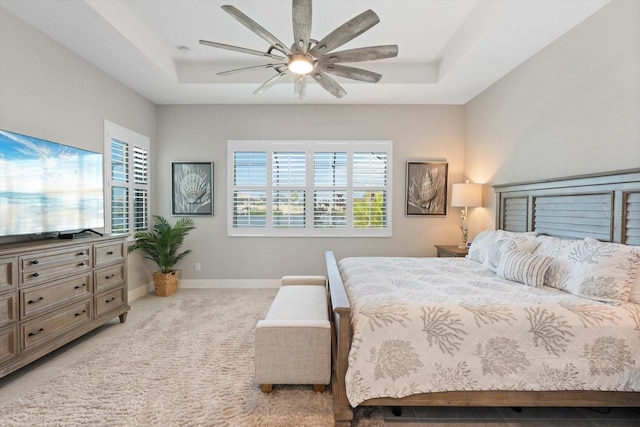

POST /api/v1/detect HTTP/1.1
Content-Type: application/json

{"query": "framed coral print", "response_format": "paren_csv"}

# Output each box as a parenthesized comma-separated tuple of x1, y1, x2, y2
(406, 161, 448, 216)
(171, 161, 213, 216)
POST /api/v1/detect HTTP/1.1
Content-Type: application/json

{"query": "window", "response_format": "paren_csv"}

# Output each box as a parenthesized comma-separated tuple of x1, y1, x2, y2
(228, 140, 392, 237)
(104, 121, 150, 235)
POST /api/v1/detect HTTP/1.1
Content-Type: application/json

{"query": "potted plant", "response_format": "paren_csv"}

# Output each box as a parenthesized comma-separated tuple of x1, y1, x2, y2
(128, 215, 195, 296)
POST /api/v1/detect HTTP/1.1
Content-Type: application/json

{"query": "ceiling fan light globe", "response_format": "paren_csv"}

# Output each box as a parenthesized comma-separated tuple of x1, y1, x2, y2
(288, 54, 314, 75)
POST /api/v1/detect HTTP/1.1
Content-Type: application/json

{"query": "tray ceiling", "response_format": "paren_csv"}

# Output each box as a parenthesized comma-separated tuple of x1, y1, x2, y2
(0, 0, 610, 105)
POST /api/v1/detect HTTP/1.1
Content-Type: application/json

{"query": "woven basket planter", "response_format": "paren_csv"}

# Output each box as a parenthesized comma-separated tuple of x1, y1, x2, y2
(153, 271, 179, 297)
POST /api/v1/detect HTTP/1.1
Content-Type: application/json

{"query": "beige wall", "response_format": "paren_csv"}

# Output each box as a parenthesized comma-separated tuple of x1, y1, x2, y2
(464, 0, 640, 232)
(156, 105, 465, 281)
(3, 0, 638, 286)
(0, 8, 157, 294)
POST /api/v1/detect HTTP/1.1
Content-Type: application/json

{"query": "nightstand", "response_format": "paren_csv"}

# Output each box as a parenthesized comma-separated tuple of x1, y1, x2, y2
(434, 245, 468, 258)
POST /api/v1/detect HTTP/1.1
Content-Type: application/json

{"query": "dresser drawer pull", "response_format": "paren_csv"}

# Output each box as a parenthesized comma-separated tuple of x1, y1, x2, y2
(105, 297, 116, 304)
(106, 251, 114, 255)
(74, 310, 87, 317)
(105, 274, 116, 280)
(79, 251, 85, 255)
(28, 328, 44, 337)
(32, 272, 40, 278)
(79, 262, 85, 267)
(74, 283, 86, 290)
(27, 296, 44, 304)
(31, 260, 39, 265)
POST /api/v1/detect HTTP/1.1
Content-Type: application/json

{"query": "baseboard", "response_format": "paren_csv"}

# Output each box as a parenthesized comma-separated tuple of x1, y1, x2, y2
(179, 279, 281, 289)
(128, 283, 151, 302)
(128, 279, 280, 301)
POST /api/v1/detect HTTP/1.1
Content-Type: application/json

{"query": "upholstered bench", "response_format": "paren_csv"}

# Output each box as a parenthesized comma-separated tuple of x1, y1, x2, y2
(255, 275, 330, 393)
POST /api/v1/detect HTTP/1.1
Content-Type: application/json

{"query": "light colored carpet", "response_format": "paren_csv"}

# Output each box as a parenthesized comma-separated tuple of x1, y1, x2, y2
(0, 290, 384, 426)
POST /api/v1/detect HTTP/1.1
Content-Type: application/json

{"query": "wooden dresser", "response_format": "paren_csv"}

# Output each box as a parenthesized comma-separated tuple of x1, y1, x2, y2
(0, 235, 129, 378)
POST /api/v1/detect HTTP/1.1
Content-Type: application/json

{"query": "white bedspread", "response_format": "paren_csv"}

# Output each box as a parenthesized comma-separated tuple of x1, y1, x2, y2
(339, 257, 640, 406)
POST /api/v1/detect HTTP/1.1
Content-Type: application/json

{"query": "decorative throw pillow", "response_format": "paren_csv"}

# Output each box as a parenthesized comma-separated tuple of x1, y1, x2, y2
(497, 250, 553, 288)
(532, 235, 581, 288)
(467, 229, 501, 264)
(618, 241, 640, 304)
(499, 230, 540, 253)
(561, 238, 638, 305)
(483, 238, 518, 272)
(533, 235, 579, 256)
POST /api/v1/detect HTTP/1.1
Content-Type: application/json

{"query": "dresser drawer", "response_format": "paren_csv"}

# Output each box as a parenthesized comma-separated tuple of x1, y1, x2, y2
(0, 256, 17, 293)
(20, 246, 92, 287)
(94, 241, 125, 267)
(95, 287, 126, 318)
(21, 299, 91, 351)
(94, 265, 125, 293)
(0, 325, 18, 364)
(0, 293, 17, 329)
(20, 274, 92, 320)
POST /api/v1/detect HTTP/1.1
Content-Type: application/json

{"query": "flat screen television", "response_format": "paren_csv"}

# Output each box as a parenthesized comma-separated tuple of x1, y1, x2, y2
(0, 129, 104, 237)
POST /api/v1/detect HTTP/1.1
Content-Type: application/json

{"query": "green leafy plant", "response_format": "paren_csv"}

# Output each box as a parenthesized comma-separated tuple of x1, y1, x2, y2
(127, 215, 195, 274)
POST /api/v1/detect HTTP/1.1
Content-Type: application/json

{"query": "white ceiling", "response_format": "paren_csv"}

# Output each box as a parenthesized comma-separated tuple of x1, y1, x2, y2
(0, 0, 610, 105)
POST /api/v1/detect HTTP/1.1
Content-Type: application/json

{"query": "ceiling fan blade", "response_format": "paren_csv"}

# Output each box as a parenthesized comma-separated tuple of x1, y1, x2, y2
(199, 40, 285, 60)
(292, 0, 312, 53)
(221, 5, 292, 56)
(217, 63, 287, 76)
(310, 70, 347, 98)
(294, 75, 307, 99)
(318, 45, 398, 64)
(253, 71, 288, 95)
(317, 63, 382, 83)
(308, 9, 379, 57)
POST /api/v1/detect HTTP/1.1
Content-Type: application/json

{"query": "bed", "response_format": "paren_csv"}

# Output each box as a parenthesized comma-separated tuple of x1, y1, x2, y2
(325, 168, 640, 426)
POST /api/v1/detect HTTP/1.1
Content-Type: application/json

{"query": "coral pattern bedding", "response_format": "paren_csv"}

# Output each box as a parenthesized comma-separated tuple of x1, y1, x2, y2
(339, 255, 640, 407)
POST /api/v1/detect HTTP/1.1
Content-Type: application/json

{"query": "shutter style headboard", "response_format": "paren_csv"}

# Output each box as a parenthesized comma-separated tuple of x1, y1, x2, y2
(493, 168, 640, 245)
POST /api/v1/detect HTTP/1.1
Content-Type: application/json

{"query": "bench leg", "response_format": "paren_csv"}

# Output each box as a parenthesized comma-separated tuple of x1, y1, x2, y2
(260, 384, 273, 393)
(313, 384, 326, 393)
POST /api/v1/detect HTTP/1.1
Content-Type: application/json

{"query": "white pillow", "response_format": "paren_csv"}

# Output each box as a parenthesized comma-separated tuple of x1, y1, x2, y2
(620, 242, 640, 304)
(483, 238, 518, 272)
(467, 229, 501, 263)
(469, 230, 539, 265)
(532, 235, 581, 288)
(497, 250, 553, 288)
(533, 235, 579, 258)
(543, 237, 637, 305)
(499, 230, 539, 253)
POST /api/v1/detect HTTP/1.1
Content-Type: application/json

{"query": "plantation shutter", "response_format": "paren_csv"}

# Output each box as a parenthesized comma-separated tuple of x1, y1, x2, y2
(110, 138, 130, 234)
(352, 152, 388, 229)
(104, 121, 150, 235)
(272, 151, 306, 229)
(228, 140, 392, 237)
(233, 152, 267, 229)
(132, 145, 149, 231)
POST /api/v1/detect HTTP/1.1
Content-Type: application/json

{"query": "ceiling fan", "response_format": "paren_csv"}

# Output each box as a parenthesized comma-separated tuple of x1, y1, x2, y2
(198, 0, 399, 99)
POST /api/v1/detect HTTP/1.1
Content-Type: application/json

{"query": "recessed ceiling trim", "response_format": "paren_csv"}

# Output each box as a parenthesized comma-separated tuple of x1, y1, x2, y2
(177, 62, 437, 85)
(0, 0, 612, 105)
(86, 0, 178, 80)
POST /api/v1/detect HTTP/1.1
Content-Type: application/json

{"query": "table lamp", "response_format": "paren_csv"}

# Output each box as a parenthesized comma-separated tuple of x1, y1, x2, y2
(451, 181, 483, 249)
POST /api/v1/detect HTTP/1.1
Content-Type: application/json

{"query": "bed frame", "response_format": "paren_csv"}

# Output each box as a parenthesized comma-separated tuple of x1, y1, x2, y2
(326, 168, 640, 426)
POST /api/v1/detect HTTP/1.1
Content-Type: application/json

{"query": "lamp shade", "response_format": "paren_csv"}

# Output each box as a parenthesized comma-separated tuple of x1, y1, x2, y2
(451, 182, 483, 208)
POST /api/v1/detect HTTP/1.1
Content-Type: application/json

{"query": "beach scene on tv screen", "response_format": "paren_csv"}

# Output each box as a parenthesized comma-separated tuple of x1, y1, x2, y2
(0, 130, 104, 236)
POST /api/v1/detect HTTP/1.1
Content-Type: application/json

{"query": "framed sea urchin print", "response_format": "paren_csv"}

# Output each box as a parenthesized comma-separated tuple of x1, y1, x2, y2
(406, 161, 448, 216)
(171, 161, 213, 216)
